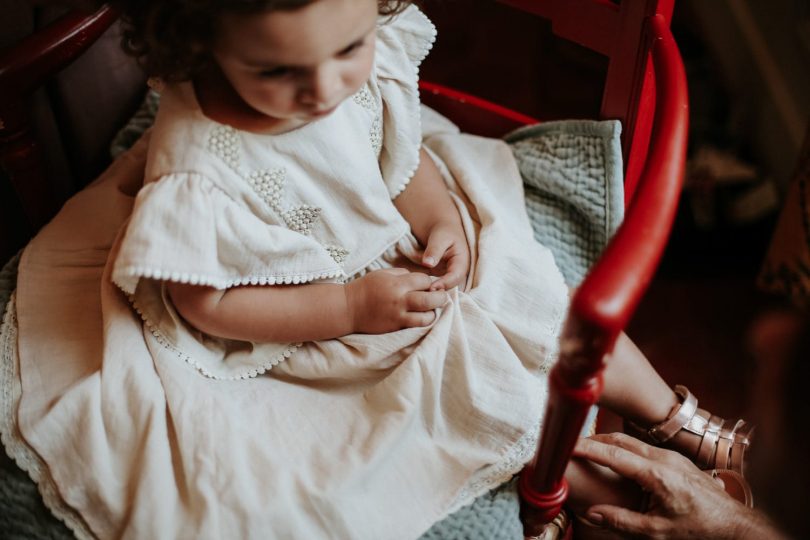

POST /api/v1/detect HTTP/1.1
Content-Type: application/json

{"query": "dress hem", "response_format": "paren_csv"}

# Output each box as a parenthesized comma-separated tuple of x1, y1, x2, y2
(0, 293, 97, 540)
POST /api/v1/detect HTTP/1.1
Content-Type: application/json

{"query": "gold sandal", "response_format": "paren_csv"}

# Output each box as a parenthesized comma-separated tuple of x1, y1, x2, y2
(645, 385, 754, 474)
(707, 468, 754, 508)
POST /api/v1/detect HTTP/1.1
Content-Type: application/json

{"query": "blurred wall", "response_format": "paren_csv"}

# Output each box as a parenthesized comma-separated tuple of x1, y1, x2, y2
(688, 0, 810, 189)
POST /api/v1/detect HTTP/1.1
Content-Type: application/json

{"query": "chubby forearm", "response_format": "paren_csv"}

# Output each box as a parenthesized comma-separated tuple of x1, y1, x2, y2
(167, 281, 354, 343)
(395, 147, 462, 242)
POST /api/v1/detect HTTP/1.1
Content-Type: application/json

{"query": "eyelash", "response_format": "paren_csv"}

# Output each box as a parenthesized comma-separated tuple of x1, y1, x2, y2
(259, 67, 291, 79)
(338, 40, 364, 57)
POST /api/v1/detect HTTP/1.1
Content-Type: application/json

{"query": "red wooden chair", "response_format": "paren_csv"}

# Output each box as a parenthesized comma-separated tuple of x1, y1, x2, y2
(417, 0, 688, 535)
(0, 1, 688, 537)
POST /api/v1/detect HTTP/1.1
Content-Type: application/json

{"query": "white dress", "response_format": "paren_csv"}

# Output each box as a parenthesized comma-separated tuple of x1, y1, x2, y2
(1, 6, 568, 539)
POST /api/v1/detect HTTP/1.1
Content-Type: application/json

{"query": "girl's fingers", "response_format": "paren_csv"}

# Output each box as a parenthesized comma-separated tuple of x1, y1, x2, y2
(429, 249, 469, 291)
(402, 271, 435, 291)
(429, 280, 447, 291)
(422, 233, 452, 268)
(407, 290, 449, 312)
(430, 276, 456, 291)
(439, 253, 468, 289)
(403, 310, 436, 327)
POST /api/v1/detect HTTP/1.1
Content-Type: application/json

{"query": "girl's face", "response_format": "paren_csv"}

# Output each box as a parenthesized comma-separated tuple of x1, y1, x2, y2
(213, 0, 378, 123)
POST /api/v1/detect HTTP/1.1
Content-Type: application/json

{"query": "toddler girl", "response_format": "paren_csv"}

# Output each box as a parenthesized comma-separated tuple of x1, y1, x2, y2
(1, 0, 750, 538)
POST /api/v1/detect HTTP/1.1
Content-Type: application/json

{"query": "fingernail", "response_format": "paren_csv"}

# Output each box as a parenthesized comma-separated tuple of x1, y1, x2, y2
(424, 256, 436, 267)
(586, 512, 604, 526)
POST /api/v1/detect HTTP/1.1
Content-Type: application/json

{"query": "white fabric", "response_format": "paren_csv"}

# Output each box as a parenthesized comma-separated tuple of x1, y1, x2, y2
(2, 6, 569, 539)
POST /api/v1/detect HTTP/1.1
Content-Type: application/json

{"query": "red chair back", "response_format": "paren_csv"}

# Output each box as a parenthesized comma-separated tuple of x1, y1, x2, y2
(0, 5, 120, 262)
(418, 1, 688, 534)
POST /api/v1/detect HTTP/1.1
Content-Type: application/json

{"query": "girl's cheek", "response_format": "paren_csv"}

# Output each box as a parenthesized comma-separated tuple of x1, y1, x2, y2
(258, 83, 288, 102)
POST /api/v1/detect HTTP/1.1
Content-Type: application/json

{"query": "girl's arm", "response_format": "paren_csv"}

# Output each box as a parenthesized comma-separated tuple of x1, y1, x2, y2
(166, 267, 447, 342)
(394, 148, 470, 290)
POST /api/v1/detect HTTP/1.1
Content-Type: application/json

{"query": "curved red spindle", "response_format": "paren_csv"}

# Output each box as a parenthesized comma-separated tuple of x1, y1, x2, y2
(518, 13, 689, 535)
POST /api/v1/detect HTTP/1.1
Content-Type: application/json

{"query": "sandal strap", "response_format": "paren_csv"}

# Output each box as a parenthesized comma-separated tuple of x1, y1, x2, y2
(685, 412, 753, 473)
(645, 385, 753, 474)
(696, 414, 724, 468)
(648, 385, 698, 444)
(729, 421, 754, 473)
(714, 419, 740, 469)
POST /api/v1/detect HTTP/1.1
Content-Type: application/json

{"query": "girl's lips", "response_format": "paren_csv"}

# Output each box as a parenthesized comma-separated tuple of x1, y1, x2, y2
(310, 105, 337, 117)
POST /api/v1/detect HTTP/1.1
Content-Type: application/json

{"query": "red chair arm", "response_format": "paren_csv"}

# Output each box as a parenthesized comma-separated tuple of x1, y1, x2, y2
(418, 81, 537, 138)
(519, 14, 688, 534)
(0, 4, 118, 246)
(0, 4, 117, 104)
(570, 14, 688, 352)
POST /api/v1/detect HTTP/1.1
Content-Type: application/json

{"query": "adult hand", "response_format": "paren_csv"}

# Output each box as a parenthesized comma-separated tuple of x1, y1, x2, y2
(420, 221, 470, 291)
(345, 268, 448, 334)
(573, 433, 779, 539)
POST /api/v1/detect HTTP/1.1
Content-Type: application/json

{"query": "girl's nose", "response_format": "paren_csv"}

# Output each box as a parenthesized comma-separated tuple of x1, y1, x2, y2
(300, 65, 341, 109)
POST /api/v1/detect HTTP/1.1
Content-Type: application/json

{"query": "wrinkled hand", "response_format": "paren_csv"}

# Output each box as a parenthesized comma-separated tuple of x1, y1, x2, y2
(573, 433, 776, 540)
(345, 268, 448, 334)
(420, 222, 470, 291)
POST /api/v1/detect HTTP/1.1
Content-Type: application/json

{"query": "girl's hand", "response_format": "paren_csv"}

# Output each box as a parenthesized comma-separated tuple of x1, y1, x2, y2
(345, 268, 449, 334)
(420, 222, 470, 291)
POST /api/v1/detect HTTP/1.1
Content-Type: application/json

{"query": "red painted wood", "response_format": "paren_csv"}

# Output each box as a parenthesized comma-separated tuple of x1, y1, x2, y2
(622, 59, 656, 204)
(418, 81, 536, 138)
(0, 4, 117, 249)
(519, 13, 688, 535)
(0, 5, 117, 103)
(602, 0, 675, 203)
(420, 5, 687, 533)
(499, 0, 620, 56)
(571, 13, 687, 340)
(0, 4, 688, 536)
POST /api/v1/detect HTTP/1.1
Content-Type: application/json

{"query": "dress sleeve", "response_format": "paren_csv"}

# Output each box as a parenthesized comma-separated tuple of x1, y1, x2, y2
(375, 5, 437, 198)
(112, 173, 344, 295)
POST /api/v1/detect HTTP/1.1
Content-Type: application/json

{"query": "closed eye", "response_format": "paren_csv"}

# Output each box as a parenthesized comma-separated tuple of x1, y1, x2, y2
(337, 38, 365, 57)
(258, 66, 292, 79)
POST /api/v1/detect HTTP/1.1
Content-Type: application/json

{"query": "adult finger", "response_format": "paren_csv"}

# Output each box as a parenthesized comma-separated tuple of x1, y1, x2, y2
(584, 433, 691, 468)
(586, 504, 668, 537)
(573, 438, 661, 491)
(407, 290, 449, 312)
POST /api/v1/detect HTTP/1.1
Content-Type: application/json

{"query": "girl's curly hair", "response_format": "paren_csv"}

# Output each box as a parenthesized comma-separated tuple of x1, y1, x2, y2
(111, 0, 413, 82)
